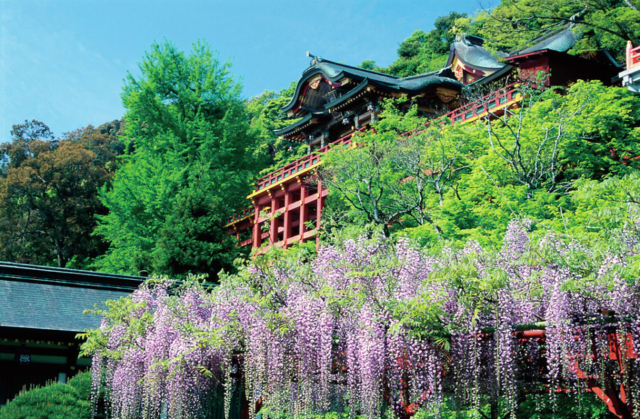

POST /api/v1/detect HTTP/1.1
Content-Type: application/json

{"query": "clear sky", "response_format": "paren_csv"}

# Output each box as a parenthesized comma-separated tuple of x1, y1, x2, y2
(0, 0, 488, 143)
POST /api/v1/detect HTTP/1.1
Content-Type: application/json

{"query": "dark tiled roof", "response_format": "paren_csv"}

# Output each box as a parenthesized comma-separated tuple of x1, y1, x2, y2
(515, 23, 583, 55)
(0, 281, 132, 332)
(447, 24, 583, 77)
(281, 59, 462, 114)
(446, 36, 507, 71)
(273, 113, 333, 137)
(323, 75, 462, 112)
(0, 262, 144, 333)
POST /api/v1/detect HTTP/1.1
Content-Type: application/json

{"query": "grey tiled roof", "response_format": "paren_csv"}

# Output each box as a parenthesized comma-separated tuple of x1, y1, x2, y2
(0, 280, 131, 332)
(0, 262, 144, 333)
(515, 23, 582, 55)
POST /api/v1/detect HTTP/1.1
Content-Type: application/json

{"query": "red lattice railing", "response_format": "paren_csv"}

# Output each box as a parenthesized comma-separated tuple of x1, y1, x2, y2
(227, 206, 255, 225)
(444, 83, 519, 124)
(252, 129, 363, 192)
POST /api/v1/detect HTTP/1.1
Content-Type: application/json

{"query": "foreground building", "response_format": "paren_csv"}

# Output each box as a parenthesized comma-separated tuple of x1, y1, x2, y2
(228, 24, 621, 251)
(0, 262, 144, 404)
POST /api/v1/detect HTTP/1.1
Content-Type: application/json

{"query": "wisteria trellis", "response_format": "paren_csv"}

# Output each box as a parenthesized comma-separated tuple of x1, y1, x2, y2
(85, 220, 640, 419)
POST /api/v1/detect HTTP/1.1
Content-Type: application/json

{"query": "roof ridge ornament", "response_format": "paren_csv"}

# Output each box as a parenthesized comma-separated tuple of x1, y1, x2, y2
(307, 51, 322, 66)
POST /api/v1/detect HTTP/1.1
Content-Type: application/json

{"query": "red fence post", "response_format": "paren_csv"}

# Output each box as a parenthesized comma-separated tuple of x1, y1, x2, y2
(316, 177, 323, 247)
(283, 186, 291, 248)
(269, 195, 278, 246)
(300, 182, 308, 239)
(252, 203, 261, 249)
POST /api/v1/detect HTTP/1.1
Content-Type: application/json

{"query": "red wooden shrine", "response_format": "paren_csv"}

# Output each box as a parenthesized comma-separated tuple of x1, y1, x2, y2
(227, 23, 621, 252)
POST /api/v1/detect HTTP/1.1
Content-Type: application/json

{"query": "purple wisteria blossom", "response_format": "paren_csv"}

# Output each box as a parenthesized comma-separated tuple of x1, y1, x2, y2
(85, 219, 640, 419)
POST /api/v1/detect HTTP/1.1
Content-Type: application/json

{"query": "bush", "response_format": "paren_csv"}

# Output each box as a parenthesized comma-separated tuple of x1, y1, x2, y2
(0, 377, 90, 419)
(67, 371, 92, 403)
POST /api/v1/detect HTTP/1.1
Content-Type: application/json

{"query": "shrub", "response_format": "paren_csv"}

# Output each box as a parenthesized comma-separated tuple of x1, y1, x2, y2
(67, 371, 92, 402)
(0, 379, 90, 419)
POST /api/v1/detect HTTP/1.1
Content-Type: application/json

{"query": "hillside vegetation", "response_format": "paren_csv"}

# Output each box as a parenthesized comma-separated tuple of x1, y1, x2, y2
(0, 0, 637, 279)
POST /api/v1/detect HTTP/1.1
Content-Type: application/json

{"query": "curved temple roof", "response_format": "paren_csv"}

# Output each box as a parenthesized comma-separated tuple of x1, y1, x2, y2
(446, 35, 507, 72)
(515, 22, 583, 56)
(281, 59, 463, 115)
(447, 23, 587, 82)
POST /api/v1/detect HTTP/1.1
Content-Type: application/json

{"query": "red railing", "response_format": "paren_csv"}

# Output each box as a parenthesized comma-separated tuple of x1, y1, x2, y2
(251, 86, 519, 194)
(227, 206, 255, 225)
(227, 132, 358, 226)
(252, 129, 363, 192)
(443, 83, 518, 124)
(627, 41, 640, 71)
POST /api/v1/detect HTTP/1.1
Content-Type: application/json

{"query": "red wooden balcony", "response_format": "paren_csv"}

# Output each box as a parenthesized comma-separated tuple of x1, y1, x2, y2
(227, 206, 255, 226)
(443, 83, 520, 124)
(251, 130, 359, 195)
(228, 84, 524, 249)
(247, 84, 519, 199)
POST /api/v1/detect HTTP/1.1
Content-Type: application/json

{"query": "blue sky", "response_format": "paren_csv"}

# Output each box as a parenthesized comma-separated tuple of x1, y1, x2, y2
(0, 0, 488, 143)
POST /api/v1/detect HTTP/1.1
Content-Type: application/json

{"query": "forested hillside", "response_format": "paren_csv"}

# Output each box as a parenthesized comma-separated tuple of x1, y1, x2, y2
(0, 0, 638, 281)
(320, 81, 640, 250)
(0, 119, 124, 269)
(4, 1, 640, 417)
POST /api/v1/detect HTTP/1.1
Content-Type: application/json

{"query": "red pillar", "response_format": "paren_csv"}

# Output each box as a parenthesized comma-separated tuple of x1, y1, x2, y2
(299, 183, 308, 240)
(316, 178, 323, 246)
(252, 203, 261, 249)
(269, 195, 278, 246)
(283, 186, 291, 248)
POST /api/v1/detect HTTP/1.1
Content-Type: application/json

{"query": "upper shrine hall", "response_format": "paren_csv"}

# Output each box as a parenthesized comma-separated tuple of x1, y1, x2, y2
(227, 22, 622, 251)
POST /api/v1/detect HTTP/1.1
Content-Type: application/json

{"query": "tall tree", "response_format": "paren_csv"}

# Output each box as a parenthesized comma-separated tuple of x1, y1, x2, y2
(246, 82, 307, 175)
(319, 100, 476, 238)
(457, 0, 640, 63)
(320, 81, 640, 248)
(0, 120, 121, 268)
(94, 40, 259, 279)
(386, 12, 467, 77)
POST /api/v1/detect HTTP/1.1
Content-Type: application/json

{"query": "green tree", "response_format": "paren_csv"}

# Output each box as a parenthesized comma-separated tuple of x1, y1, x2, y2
(386, 12, 467, 77)
(246, 81, 307, 175)
(321, 81, 640, 249)
(0, 120, 55, 175)
(0, 120, 120, 268)
(457, 0, 640, 62)
(320, 98, 477, 238)
(94, 40, 259, 279)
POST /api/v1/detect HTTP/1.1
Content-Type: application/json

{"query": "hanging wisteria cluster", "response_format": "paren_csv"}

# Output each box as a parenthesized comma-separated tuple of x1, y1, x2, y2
(84, 219, 640, 419)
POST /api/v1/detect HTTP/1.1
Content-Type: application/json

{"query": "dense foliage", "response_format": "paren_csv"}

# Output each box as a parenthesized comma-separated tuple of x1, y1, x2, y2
(83, 199, 640, 418)
(93, 41, 259, 279)
(0, 120, 123, 268)
(246, 82, 307, 175)
(2, 9, 639, 417)
(0, 376, 92, 419)
(320, 80, 640, 249)
(456, 0, 639, 63)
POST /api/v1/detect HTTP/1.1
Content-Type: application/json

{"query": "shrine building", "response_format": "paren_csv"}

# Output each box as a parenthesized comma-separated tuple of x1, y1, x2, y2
(620, 40, 640, 92)
(0, 262, 144, 405)
(227, 22, 621, 252)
